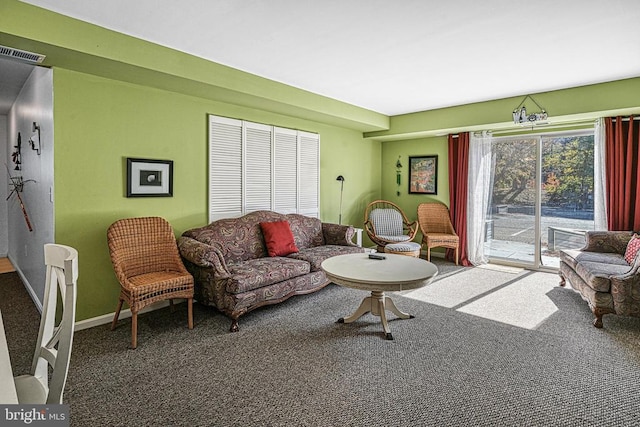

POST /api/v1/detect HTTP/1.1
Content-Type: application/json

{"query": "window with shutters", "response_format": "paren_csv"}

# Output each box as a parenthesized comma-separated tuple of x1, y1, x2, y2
(208, 114, 319, 222)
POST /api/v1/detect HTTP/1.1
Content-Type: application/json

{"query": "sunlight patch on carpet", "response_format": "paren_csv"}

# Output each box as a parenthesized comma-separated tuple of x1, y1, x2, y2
(457, 272, 558, 329)
(401, 268, 521, 308)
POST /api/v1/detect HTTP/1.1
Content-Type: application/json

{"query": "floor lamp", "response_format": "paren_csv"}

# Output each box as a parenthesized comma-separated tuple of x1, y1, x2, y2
(336, 175, 345, 224)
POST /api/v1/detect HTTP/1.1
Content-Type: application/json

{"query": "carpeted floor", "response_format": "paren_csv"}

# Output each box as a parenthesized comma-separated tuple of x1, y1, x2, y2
(3, 260, 640, 427)
(0, 271, 39, 376)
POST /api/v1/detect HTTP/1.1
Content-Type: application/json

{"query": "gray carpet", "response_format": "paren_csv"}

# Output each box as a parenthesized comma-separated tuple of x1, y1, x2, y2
(3, 262, 640, 426)
(0, 272, 39, 376)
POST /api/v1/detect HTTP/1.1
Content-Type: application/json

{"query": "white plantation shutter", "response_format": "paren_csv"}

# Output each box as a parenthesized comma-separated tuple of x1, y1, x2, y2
(244, 122, 272, 212)
(209, 116, 243, 221)
(299, 131, 320, 218)
(208, 115, 319, 222)
(274, 127, 298, 213)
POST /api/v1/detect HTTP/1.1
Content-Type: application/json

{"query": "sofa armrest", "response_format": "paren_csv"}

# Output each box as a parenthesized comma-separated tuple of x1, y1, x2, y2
(322, 223, 358, 246)
(582, 231, 634, 254)
(177, 236, 230, 277)
(611, 253, 640, 316)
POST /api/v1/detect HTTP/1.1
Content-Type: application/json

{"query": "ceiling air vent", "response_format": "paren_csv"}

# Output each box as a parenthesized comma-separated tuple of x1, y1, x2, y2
(0, 45, 46, 64)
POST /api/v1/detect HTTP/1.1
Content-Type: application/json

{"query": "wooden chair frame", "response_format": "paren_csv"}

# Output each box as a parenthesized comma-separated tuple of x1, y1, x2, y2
(14, 244, 78, 404)
(107, 217, 194, 349)
(364, 200, 418, 251)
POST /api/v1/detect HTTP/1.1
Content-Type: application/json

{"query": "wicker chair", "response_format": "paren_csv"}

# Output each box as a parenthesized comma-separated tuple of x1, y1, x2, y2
(364, 200, 418, 252)
(417, 202, 459, 265)
(107, 217, 194, 349)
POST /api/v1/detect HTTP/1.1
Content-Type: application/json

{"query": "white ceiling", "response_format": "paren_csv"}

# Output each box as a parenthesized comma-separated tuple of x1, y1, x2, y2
(7, 0, 640, 116)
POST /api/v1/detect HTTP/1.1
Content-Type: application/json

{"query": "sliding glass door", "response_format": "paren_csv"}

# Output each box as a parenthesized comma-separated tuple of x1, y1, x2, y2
(486, 130, 595, 269)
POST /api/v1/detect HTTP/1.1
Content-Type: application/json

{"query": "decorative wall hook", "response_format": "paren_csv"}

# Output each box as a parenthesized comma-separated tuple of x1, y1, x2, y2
(12, 132, 22, 170)
(29, 121, 41, 155)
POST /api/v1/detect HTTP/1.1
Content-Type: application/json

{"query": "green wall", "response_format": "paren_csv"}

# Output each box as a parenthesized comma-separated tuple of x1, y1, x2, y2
(53, 68, 381, 321)
(380, 136, 449, 246)
(366, 77, 640, 141)
(377, 77, 640, 250)
(4, 0, 640, 322)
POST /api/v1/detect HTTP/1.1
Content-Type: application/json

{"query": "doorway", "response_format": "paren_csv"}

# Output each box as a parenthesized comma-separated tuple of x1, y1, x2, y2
(486, 130, 595, 269)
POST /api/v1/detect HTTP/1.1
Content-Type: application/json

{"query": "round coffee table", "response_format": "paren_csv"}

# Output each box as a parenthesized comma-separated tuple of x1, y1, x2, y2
(321, 253, 438, 340)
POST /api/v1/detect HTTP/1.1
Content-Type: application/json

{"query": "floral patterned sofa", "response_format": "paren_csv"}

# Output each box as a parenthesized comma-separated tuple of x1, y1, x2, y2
(177, 210, 364, 331)
(559, 231, 640, 328)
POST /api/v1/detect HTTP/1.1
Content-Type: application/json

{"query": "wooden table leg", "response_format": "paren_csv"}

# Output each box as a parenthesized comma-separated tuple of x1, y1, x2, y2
(338, 290, 414, 340)
(384, 296, 414, 320)
(337, 296, 373, 323)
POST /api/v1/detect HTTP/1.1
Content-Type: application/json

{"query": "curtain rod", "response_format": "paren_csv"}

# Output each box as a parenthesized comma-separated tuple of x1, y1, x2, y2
(491, 122, 595, 135)
(448, 116, 634, 137)
(609, 116, 635, 122)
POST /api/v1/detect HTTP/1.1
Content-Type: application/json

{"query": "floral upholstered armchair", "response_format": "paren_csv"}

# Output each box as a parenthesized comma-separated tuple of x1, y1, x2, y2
(559, 231, 640, 328)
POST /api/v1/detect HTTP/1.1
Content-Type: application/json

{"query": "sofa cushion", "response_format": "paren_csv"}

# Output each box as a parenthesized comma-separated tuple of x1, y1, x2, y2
(574, 261, 631, 293)
(288, 245, 364, 271)
(286, 214, 325, 249)
(260, 220, 299, 257)
(226, 257, 310, 294)
(182, 211, 289, 264)
(560, 249, 628, 271)
(624, 234, 640, 264)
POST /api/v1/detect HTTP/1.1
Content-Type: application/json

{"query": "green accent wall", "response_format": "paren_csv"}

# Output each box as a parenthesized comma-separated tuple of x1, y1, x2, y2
(53, 69, 381, 321)
(3, 0, 640, 322)
(365, 78, 640, 141)
(375, 78, 640, 249)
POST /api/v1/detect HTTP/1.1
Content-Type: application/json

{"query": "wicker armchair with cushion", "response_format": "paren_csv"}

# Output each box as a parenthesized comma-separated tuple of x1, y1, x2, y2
(107, 217, 194, 349)
(364, 200, 418, 252)
(417, 202, 459, 264)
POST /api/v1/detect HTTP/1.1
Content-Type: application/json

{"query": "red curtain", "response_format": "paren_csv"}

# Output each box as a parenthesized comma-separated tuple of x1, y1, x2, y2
(448, 133, 472, 266)
(605, 116, 640, 230)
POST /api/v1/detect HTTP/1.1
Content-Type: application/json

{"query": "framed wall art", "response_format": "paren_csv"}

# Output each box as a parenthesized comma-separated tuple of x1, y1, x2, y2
(408, 155, 437, 195)
(126, 158, 173, 197)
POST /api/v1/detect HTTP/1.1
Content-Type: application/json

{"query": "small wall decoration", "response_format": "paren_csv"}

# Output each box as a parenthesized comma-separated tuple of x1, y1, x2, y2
(409, 155, 438, 195)
(126, 158, 173, 197)
(28, 121, 41, 155)
(12, 132, 22, 170)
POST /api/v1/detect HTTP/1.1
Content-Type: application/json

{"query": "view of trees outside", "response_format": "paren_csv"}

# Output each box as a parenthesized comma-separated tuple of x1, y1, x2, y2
(488, 134, 595, 264)
(491, 135, 594, 214)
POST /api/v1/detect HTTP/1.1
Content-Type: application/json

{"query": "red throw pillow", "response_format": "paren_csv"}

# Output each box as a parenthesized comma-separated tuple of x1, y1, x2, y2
(624, 234, 640, 265)
(260, 221, 299, 257)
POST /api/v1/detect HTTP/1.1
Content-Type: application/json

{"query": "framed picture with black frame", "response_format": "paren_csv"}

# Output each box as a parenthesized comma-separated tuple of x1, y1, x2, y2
(408, 155, 437, 195)
(126, 158, 173, 197)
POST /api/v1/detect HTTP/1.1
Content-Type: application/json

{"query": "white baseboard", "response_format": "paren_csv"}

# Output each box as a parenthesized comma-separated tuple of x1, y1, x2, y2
(74, 299, 187, 331)
(4, 255, 187, 332)
(7, 254, 43, 314)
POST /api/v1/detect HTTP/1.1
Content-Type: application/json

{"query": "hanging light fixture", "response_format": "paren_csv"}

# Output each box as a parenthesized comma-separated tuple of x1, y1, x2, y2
(512, 95, 549, 126)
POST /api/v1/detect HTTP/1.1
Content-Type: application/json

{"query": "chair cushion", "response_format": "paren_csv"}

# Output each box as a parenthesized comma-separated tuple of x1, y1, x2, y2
(624, 234, 640, 264)
(260, 221, 299, 257)
(378, 234, 413, 242)
(370, 208, 403, 236)
(385, 242, 422, 252)
(227, 257, 310, 293)
(560, 249, 628, 271)
(574, 261, 631, 292)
